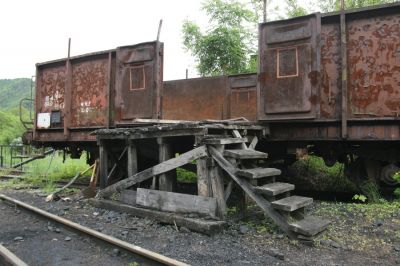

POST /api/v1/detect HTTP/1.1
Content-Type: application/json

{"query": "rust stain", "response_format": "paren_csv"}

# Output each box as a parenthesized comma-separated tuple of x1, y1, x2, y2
(320, 23, 341, 119)
(348, 14, 400, 116)
(71, 59, 108, 127)
(38, 66, 66, 113)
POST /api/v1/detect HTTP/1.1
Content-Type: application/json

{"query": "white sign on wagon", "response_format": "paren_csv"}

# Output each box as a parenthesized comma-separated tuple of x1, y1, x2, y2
(37, 113, 51, 129)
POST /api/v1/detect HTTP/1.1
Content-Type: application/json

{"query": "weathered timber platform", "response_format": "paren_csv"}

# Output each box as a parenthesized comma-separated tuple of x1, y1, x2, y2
(93, 120, 329, 240)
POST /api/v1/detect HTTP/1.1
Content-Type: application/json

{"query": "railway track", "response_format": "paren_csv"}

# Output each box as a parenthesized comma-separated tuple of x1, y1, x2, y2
(0, 193, 188, 266)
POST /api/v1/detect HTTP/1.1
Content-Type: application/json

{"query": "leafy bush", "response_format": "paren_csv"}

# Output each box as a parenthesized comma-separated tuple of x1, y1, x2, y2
(394, 172, 400, 199)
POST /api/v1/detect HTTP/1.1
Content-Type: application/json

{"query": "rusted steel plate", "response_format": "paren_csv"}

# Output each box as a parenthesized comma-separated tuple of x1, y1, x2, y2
(228, 74, 257, 121)
(347, 14, 400, 118)
(36, 65, 66, 114)
(70, 57, 109, 127)
(162, 77, 229, 120)
(320, 22, 341, 119)
(115, 42, 162, 120)
(34, 130, 97, 142)
(269, 122, 400, 141)
(258, 14, 320, 120)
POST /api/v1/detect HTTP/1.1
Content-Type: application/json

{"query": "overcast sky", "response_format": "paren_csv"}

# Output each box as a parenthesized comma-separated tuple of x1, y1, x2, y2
(0, 0, 309, 81)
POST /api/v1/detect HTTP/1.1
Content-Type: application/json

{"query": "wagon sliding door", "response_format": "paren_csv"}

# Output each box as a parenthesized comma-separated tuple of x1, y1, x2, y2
(258, 14, 321, 120)
(116, 42, 163, 120)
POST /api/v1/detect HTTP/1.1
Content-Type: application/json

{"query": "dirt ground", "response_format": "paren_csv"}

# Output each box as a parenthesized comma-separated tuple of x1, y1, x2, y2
(0, 192, 141, 265)
(0, 185, 399, 266)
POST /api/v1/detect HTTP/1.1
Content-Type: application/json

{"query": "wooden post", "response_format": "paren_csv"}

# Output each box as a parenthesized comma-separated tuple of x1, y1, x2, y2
(197, 158, 212, 197)
(158, 138, 176, 191)
(99, 141, 108, 189)
(127, 141, 138, 178)
(209, 158, 227, 220)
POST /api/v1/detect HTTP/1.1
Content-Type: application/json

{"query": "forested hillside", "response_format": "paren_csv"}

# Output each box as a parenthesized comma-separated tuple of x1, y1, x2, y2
(0, 78, 31, 144)
(0, 78, 32, 110)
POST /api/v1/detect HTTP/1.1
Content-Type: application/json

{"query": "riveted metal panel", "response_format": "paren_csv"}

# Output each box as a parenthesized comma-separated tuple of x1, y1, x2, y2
(258, 13, 321, 120)
(228, 74, 257, 121)
(162, 77, 228, 120)
(115, 42, 163, 120)
(70, 56, 109, 127)
(347, 13, 400, 118)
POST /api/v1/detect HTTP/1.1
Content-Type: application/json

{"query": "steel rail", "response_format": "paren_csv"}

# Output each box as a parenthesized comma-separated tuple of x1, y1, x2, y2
(0, 193, 188, 266)
(0, 243, 28, 266)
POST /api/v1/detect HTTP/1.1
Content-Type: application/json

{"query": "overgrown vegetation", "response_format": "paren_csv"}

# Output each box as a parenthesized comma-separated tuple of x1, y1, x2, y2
(1, 153, 91, 193)
(394, 172, 400, 198)
(288, 155, 357, 193)
(176, 167, 197, 183)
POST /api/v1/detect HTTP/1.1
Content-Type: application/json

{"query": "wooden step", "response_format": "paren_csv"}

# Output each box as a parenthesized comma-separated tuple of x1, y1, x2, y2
(224, 149, 268, 159)
(203, 138, 247, 145)
(236, 167, 281, 179)
(254, 182, 294, 196)
(271, 196, 313, 212)
(290, 216, 330, 236)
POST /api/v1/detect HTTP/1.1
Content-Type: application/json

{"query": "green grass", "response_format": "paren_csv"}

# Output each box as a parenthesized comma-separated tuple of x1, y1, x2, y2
(1, 152, 91, 193)
(176, 167, 197, 183)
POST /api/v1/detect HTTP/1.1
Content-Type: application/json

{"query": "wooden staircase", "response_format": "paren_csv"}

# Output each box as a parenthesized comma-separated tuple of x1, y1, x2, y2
(204, 131, 330, 240)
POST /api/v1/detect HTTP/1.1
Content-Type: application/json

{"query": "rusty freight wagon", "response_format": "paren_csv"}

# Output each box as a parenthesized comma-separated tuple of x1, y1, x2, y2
(21, 2, 400, 240)
(258, 3, 400, 185)
(27, 3, 400, 185)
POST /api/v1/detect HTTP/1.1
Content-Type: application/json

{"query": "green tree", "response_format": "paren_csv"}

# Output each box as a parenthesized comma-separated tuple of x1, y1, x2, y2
(286, 0, 308, 18)
(182, 0, 257, 76)
(285, 0, 396, 18)
(319, 0, 395, 12)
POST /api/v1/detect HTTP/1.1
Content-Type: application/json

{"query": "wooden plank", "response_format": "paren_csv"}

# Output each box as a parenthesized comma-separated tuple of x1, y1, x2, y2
(158, 139, 175, 191)
(127, 142, 138, 178)
(208, 146, 297, 239)
(136, 188, 217, 217)
(98, 146, 208, 198)
(89, 199, 226, 235)
(254, 182, 295, 196)
(210, 163, 226, 220)
(289, 216, 330, 237)
(120, 190, 137, 205)
(236, 168, 281, 179)
(99, 143, 108, 189)
(224, 180, 233, 202)
(203, 138, 247, 145)
(97, 128, 206, 140)
(0, 194, 187, 266)
(232, 130, 248, 149)
(224, 149, 268, 159)
(197, 158, 212, 197)
(0, 243, 28, 266)
(249, 136, 258, 150)
(271, 196, 313, 212)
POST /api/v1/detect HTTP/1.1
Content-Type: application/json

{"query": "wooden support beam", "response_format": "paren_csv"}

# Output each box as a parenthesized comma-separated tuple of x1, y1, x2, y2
(196, 158, 212, 197)
(208, 146, 297, 239)
(249, 136, 258, 150)
(232, 130, 248, 149)
(224, 180, 233, 202)
(99, 143, 108, 189)
(209, 158, 227, 220)
(97, 146, 208, 198)
(136, 188, 217, 217)
(127, 142, 138, 179)
(158, 138, 175, 191)
(89, 199, 226, 235)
